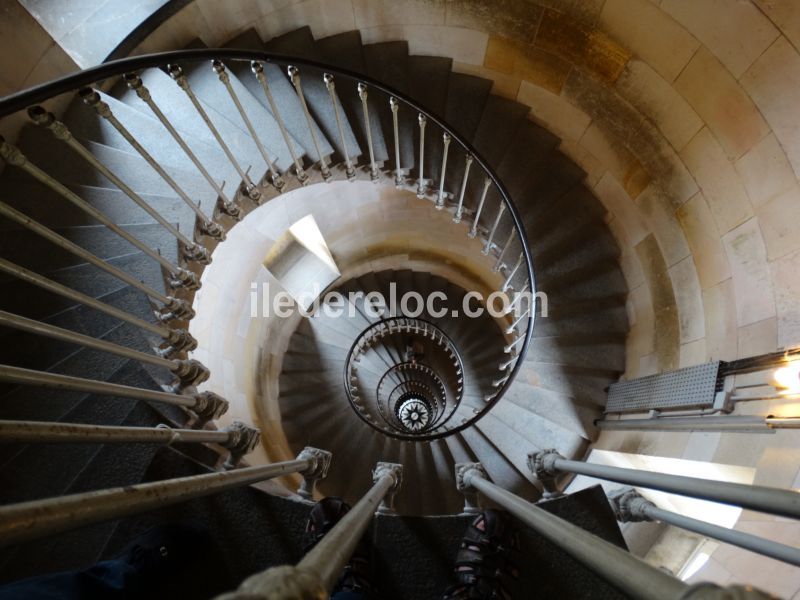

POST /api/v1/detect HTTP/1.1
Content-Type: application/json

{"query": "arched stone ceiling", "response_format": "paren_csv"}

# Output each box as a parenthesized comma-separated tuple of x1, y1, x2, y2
(128, 0, 800, 379)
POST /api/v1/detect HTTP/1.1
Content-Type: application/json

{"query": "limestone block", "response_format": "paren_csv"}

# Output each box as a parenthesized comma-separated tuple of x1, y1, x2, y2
(635, 234, 680, 371)
(752, 0, 800, 52)
(445, 0, 544, 46)
(770, 248, 800, 348)
(680, 127, 753, 234)
(679, 339, 706, 368)
(566, 69, 697, 206)
(636, 184, 691, 267)
(353, 0, 446, 28)
(721, 218, 776, 327)
(594, 172, 649, 246)
(756, 186, 800, 261)
(517, 80, 591, 141)
(536, 7, 631, 84)
(735, 133, 798, 210)
(615, 59, 703, 152)
(0, 1, 62, 91)
(741, 36, 800, 180)
(558, 138, 605, 187)
(702, 278, 738, 361)
(580, 123, 650, 199)
(676, 47, 770, 160)
(676, 192, 731, 290)
(483, 35, 572, 94)
(661, 0, 779, 78)
(737, 317, 777, 359)
(668, 256, 705, 344)
(599, 0, 698, 82)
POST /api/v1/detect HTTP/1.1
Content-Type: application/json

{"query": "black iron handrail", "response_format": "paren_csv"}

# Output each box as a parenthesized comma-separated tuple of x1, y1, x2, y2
(0, 48, 536, 441)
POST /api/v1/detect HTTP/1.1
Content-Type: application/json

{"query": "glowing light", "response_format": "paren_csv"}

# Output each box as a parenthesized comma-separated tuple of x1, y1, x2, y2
(680, 552, 710, 581)
(773, 362, 800, 391)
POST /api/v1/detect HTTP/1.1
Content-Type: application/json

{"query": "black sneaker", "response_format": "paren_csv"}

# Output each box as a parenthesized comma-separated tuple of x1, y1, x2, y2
(305, 497, 375, 596)
(443, 510, 520, 599)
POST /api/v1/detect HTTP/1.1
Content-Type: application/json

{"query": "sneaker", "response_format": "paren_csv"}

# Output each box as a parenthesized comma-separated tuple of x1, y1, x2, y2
(305, 497, 375, 596)
(442, 510, 519, 599)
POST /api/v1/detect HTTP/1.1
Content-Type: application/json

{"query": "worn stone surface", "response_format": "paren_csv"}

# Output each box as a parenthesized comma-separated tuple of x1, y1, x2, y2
(635, 235, 680, 371)
(721, 218, 776, 327)
(676, 193, 732, 290)
(680, 128, 754, 234)
(536, 7, 631, 84)
(741, 36, 800, 180)
(483, 35, 572, 94)
(599, 0, 699, 82)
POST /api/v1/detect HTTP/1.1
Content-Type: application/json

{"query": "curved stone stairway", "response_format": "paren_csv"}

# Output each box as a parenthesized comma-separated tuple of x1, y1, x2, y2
(0, 24, 627, 599)
(270, 27, 628, 515)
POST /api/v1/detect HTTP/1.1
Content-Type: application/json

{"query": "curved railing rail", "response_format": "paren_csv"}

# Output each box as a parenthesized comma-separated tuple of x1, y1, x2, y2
(0, 47, 536, 441)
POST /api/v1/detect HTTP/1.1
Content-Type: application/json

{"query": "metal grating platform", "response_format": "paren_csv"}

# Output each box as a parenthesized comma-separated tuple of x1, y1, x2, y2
(605, 362, 721, 413)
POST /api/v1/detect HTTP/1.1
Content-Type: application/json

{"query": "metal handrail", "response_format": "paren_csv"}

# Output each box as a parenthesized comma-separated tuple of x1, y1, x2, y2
(0, 455, 314, 549)
(532, 451, 800, 520)
(217, 462, 402, 599)
(0, 48, 536, 439)
(609, 488, 800, 567)
(457, 463, 689, 600)
(0, 309, 209, 389)
(0, 364, 227, 424)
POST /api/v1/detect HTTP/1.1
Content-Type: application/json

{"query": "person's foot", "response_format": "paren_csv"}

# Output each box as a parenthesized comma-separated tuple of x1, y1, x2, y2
(305, 497, 375, 596)
(443, 510, 519, 599)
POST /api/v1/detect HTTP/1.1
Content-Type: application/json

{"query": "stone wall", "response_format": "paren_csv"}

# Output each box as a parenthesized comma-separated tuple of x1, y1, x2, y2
(0, 2, 77, 143)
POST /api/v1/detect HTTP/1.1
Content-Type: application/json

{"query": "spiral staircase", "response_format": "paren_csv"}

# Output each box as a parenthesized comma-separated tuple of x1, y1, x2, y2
(0, 23, 645, 599)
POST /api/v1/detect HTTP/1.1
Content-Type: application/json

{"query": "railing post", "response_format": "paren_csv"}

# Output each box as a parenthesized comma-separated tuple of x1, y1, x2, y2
(469, 177, 491, 237)
(1, 203, 195, 319)
(213, 60, 285, 192)
(417, 113, 427, 198)
(251, 61, 308, 185)
(357, 83, 379, 182)
(123, 73, 242, 220)
(436, 132, 451, 209)
(296, 446, 333, 500)
(221, 421, 262, 469)
(28, 105, 215, 262)
(0, 257, 197, 356)
(323, 73, 356, 181)
(390, 96, 403, 187)
(373, 462, 403, 514)
(453, 154, 473, 223)
(167, 65, 261, 202)
(287, 66, 332, 182)
(482, 203, 506, 255)
(455, 462, 485, 514)
(79, 89, 226, 241)
(528, 449, 564, 500)
(0, 135, 200, 290)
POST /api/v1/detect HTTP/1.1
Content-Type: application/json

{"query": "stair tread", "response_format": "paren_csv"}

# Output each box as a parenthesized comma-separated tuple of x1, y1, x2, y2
(224, 29, 334, 162)
(266, 27, 362, 162)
